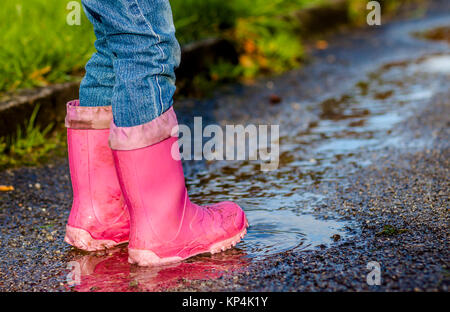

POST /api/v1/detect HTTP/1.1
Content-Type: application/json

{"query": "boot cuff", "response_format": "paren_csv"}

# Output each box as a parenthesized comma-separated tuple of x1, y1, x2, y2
(65, 100, 113, 130)
(109, 106, 179, 150)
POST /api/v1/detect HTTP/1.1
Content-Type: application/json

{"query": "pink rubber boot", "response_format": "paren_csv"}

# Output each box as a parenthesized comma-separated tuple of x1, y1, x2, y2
(110, 110, 248, 266)
(64, 100, 129, 251)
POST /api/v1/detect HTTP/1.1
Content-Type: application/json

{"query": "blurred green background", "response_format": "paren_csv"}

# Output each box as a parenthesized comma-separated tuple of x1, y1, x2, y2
(2, 0, 395, 95)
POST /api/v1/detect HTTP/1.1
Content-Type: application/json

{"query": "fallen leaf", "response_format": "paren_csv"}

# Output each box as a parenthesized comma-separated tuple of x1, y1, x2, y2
(331, 234, 341, 242)
(0, 185, 14, 191)
(243, 39, 256, 54)
(269, 94, 282, 104)
(315, 40, 328, 50)
(29, 66, 51, 79)
(239, 55, 254, 68)
(29, 66, 52, 86)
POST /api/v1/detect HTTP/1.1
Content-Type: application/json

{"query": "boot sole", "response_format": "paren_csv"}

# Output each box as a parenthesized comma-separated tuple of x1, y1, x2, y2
(64, 225, 128, 252)
(128, 219, 249, 266)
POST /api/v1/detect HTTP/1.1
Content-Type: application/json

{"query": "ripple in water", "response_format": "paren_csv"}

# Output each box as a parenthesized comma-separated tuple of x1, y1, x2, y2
(241, 209, 348, 259)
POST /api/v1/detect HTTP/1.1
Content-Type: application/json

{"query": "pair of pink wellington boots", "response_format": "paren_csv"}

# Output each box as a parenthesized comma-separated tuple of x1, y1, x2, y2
(64, 100, 248, 266)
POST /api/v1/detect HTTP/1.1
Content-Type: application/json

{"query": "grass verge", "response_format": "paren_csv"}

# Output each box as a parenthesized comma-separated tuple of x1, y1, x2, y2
(0, 0, 326, 95)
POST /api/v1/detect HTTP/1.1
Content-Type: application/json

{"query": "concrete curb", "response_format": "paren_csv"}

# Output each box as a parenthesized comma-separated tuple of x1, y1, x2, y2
(0, 82, 79, 138)
(0, 0, 352, 138)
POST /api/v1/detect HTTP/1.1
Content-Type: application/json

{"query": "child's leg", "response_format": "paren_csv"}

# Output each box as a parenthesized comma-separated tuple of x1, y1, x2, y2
(63, 2, 131, 251)
(79, 3, 116, 107)
(78, 1, 247, 266)
(81, 0, 181, 129)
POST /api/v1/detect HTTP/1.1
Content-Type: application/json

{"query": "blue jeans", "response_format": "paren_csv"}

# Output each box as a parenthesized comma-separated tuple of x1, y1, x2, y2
(79, 0, 181, 127)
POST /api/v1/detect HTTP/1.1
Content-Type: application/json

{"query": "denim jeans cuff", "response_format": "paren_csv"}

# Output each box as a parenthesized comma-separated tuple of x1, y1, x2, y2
(65, 100, 113, 129)
(109, 106, 178, 150)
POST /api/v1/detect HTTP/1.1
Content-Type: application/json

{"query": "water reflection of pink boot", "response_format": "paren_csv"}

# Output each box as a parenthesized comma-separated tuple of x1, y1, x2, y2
(132, 253, 248, 291)
(64, 100, 129, 251)
(70, 248, 248, 291)
(110, 110, 248, 266)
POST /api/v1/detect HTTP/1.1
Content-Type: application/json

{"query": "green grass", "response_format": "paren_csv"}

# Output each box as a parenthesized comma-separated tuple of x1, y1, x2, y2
(0, 0, 327, 95)
(173, 0, 325, 77)
(0, 0, 422, 95)
(0, 0, 95, 93)
(376, 224, 408, 236)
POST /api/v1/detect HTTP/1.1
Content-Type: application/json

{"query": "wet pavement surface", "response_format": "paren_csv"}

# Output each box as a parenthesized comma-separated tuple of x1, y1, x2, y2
(1, 8, 449, 291)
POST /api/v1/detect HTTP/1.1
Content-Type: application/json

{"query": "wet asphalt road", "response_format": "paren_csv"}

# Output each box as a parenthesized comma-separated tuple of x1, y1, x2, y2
(0, 6, 449, 291)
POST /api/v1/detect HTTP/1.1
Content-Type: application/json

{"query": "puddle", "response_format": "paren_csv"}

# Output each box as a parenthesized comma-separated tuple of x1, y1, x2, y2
(67, 38, 449, 291)
(419, 55, 450, 73)
(240, 210, 347, 258)
(69, 247, 249, 292)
